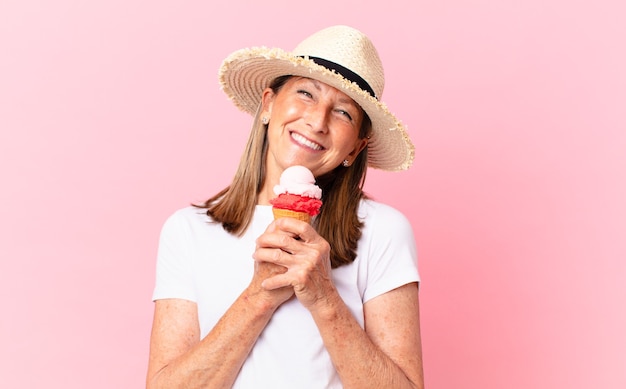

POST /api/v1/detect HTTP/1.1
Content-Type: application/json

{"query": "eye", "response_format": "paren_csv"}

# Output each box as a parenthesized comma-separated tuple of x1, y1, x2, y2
(297, 89, 313, 98)
(335, 109, 353, 121)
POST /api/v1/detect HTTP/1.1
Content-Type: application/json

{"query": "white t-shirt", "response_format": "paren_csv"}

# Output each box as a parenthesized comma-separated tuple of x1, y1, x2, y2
(153, 199, 420, 388)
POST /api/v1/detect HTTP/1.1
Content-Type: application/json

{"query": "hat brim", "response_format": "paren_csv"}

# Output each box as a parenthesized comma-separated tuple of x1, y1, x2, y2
(219, 47, 414, 171)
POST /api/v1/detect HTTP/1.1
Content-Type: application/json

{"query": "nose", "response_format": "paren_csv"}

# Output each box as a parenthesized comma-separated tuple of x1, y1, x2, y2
(304, 104, 330, 133)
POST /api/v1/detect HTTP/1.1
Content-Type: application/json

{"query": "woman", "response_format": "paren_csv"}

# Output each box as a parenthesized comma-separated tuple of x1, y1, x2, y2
(147, 25, 424, 388)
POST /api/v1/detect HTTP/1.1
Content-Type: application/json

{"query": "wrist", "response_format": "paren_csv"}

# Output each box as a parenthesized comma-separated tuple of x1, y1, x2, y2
(307, 288, 343, 322)
(241, 286, 283, 317)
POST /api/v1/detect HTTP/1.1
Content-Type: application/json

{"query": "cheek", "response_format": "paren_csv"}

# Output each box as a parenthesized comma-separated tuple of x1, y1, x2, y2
(336, 126, 361, 147)
(272, 96, 302, 120)
(266, 125, 284, 146)
(281, 103, 304, 120)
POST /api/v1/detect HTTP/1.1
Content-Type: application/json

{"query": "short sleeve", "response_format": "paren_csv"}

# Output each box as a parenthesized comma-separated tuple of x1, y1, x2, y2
(152, 209, 197, 302)
(361, 203, 420, 303)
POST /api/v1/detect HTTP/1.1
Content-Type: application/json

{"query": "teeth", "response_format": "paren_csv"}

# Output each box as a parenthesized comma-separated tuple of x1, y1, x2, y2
(291, 133, 322, 150)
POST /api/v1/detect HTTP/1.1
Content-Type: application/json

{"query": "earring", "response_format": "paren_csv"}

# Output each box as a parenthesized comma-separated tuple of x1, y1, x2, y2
(262, 116, 269, 125)
(342, 159, 350, 167)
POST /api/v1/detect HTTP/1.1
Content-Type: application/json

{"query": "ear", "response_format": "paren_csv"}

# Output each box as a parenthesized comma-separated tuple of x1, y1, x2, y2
(260, 87, 275, 118)
(346, 137, 369, 160)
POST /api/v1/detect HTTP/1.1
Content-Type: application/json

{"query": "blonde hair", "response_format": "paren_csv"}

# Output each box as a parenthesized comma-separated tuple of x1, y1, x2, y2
(199, 76, 371, 268)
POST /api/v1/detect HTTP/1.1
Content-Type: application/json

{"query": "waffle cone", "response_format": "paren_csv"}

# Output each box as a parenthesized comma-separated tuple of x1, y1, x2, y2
(272, 208, 311, 223)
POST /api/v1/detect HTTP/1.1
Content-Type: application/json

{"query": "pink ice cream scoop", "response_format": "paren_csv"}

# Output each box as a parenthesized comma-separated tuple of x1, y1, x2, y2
(270, 166, 323, 222)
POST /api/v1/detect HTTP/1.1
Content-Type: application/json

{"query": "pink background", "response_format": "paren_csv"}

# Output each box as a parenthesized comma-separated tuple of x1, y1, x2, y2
(1, 1, 624, 388)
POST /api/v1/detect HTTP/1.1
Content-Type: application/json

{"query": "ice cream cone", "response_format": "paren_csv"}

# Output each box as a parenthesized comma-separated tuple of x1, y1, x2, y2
(272, 208, 311, 223)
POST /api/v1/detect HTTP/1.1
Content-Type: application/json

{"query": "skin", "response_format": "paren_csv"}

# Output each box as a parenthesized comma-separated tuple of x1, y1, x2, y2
(146, 77, 425, 388)
(259, 77, 368, 204)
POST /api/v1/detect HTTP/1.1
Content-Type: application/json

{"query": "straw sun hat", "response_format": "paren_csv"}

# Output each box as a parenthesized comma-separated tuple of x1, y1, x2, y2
(219, 25, 414, 171)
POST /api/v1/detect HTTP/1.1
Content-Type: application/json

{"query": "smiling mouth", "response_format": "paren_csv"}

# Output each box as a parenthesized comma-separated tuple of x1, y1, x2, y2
(291, 132, 323, 150)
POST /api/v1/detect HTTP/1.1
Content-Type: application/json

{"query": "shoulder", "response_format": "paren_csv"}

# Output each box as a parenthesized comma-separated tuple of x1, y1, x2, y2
(354, 199, 420, 299)
(160, 206, 215, 234)
(358, 199, 415, 239)
(165, 205, 212, 222)
(359, 199, 411, 224)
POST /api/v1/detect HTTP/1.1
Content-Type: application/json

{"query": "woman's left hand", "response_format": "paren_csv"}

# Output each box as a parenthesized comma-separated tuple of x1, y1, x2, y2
(252, 217, 336, 311)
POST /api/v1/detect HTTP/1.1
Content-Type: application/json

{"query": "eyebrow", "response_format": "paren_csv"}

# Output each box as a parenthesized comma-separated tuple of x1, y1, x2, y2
(308, 78, 323, 92)
(307, 79, 359, 107)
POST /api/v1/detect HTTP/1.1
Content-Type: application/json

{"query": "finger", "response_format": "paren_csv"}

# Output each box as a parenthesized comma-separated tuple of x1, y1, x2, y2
(254, 260, 288, 276)
(256, 232, 304, 258)
(261, 273, 292, 290)
(270, 217, 313, 240)
(253, 246, 295, 267)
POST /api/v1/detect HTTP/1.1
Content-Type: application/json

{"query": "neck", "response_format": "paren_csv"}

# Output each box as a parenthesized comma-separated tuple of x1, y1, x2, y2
(258, 184, 275, 205)
(259, 161, 283, 205)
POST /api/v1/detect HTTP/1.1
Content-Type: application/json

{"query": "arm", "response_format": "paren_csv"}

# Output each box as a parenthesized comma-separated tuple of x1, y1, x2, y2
(146, 262, 293, 389)
(255, 218, 424, 389)
(312, 283, 424, 389)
